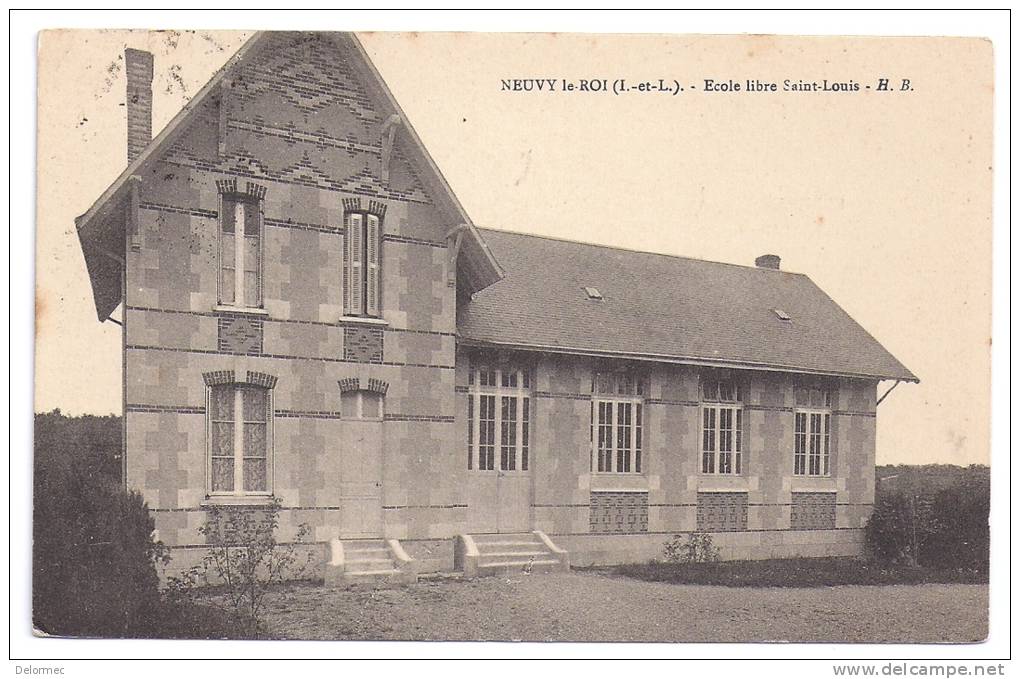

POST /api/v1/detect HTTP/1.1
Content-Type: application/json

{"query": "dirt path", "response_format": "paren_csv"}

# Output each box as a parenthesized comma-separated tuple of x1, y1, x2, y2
(257, 571, 988, 642)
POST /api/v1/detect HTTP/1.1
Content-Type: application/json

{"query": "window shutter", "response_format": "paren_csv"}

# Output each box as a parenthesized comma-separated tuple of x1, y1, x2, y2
(243, 200, 262, 306)
(365, 214, 380, 316)
(219, 197, 236, 305)
(348, 213, 363, 314)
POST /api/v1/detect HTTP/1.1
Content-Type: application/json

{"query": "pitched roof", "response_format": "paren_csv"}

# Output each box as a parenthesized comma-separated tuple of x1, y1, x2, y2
(76, 31, 502, 321)
(458, 228, 917, 382)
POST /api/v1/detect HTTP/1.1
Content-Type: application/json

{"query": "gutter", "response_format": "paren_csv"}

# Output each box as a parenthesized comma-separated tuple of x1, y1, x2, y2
(457, 337, 919, 384)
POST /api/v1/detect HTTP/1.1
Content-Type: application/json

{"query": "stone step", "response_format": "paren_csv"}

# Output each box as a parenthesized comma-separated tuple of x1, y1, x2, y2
(324, 537, 418, 587)
(476, 550, 549, 559)
(476, 559, 567, 576)
(477, 539, 543, 546)
(456, 531, 570, 578)
(472, 532, 541, 541)
(346, 547, 391, 556)
(346, 568, 402, 576)
(346, 557, 395, 568)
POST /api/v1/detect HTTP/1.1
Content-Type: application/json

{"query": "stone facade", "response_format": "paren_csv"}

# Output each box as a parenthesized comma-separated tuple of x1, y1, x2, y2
(114, 33, 880, 571)
(124, 34, 461, 549)
(454, 351, 877, 566)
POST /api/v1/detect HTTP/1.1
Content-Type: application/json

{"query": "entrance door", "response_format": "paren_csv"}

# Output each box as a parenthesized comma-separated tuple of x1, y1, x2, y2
(339, 419, 383, 537)
(465, 366, 533, 533)
(466, 468, 531, 533)
(495, 470, 530, 532)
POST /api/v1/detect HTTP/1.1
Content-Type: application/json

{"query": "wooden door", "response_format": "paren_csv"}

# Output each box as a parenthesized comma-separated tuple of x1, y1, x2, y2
(339, 420, 383, 537)
(496, 470, 531, 533)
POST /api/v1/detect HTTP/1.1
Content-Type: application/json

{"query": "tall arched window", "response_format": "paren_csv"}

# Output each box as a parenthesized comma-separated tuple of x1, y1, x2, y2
(205, 372, 275, 497)
(218, 184, 264, 309)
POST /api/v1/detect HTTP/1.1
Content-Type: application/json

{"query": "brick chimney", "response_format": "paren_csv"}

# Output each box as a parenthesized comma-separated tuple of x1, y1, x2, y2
(125, 48, 154, 163)
(755, 254, 781, 270)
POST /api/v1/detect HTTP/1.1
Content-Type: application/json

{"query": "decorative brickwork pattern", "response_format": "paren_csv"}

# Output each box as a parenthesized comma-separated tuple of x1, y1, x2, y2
(217, 315, 264, 355)
(165, 33, 432, 204)
(343, 325, 384, 363)
(790, 492, 837, 530)
(245, 370, 278, 389)
(215, 178, 238, 195)
(366, 378, 389, 394)
(338, 377, 360, 393)
(590, 492, 649, 533)
(202, 370, 234, 386)
(368, 200, 387, 218)
(245, 181, 267, 200)
(342, 197, 361, 212)
(696, 492, 749, 532)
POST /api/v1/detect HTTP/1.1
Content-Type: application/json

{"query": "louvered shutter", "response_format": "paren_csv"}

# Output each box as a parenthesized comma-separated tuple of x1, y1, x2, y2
(347, 213, 363, 314)
(366, 214, 380, 316)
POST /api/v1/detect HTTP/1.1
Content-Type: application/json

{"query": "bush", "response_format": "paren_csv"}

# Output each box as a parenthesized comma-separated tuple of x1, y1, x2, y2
(921, 487, 989, 572)
(866, 485, 988, 573)
(169, 499, 314, 638)
(663, 532, 720, 563)
(33, 428, 165, 637)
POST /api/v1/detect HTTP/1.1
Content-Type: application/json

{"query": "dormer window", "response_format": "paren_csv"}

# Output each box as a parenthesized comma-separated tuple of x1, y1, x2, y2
(773, 308, 792, 321)
(583, 286, 603, 300)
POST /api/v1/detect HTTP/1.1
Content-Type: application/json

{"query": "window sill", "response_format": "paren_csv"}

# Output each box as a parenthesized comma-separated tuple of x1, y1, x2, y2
(339, 315, 388, 327)
(791, 476, 836, 490)
(201, 495, 276, 508)
(213, 305, 269, 317)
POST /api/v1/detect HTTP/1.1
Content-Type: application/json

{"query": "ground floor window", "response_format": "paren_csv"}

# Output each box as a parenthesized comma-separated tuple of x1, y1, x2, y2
(591, 371, 645, 474)
(592, 399, 644, 473)
(467, 366, 531, 472)
(701, 405, 742, 474)
(209, 383, 272, 495)
(794, 410, 830, 476)
(340, 390, 383, 420)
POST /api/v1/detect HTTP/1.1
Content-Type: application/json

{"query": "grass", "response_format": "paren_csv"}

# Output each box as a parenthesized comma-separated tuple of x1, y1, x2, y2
(136, 600, 249, 640)
(607, 556, 989, 588)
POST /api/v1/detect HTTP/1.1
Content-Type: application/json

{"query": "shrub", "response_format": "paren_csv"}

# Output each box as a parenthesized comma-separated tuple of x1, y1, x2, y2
(663, 531, 720, 563)
(866, 486, 988, 572)
(920, 487, 989, 573)
(33, 446, 165, 637)
(170, 500, 314, 638)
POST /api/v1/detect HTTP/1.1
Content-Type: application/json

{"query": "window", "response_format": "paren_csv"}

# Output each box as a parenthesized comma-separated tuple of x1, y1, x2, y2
(793, 385, 833, 476)
(700, 377, 743, 475)
(467, 365, 531, 472)
(219, 194, 262, 308)
(344, 211, 382, 317)
(590, 372, 645, 474)
(209, 384, 272, 495)
(340, 390, 384, 420)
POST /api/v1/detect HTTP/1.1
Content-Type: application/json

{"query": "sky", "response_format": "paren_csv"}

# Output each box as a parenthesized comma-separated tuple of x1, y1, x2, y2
(34, 29, 993, 465)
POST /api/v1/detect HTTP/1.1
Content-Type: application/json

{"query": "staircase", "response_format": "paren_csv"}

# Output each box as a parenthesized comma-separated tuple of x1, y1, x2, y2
(324, 537, 417, 587)
(456, 531, 570, 578)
